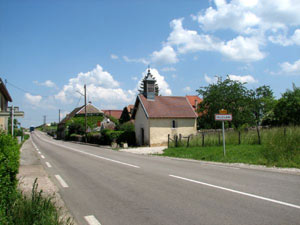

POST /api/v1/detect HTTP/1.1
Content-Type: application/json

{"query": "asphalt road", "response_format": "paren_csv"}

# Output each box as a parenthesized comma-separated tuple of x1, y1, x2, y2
(31, 131, 300, 225)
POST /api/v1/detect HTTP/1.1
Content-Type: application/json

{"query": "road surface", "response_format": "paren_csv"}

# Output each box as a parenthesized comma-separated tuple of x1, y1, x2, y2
(30, 131, 300, 225)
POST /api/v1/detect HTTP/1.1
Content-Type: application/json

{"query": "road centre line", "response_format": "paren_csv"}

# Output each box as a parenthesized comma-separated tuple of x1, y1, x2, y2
(84, 215, 102, 225)
(169, 175, 300, 210)
(45, 162, 52, 168)
(41, 155, 45, 159)
(55, 175, 69, 188)
(38, 136, 140, 169)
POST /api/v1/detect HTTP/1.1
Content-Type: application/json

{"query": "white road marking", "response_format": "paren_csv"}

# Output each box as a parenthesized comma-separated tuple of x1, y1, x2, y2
(169, 175, 300, 210)
(40, 137, 140, 168)
(84, 215, 101, 225)
(45, 162, 52, 168)
(41, 155, 45, 159)
(55, 175, 69, 188)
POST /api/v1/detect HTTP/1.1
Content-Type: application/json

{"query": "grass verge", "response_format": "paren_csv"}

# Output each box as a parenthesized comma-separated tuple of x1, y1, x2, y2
(160, 144, 300, 168)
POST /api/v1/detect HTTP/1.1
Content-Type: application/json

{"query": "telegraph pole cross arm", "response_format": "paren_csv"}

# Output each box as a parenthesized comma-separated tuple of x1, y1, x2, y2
(4, 106, 25, 136)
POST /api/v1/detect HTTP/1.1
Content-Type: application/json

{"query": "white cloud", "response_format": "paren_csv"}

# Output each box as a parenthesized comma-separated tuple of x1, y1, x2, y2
(228, 74, 258, 83)
(194, 0, 300, 35)
(151, 45, 178, 65)
(55, 64, 135, 106)
(131, 76, 138, 81)
(204, 74, 218, 84)
(25, 93, 42, 105)
(220, 36, 265, 62)
(183, 86, 191, 92)
(269, 29, 300, 46)
(279, 59, 300, 75)
(123, 56, 149, 65)
(161, 67, 176, 72)
(110, 54, 118, 59)
(167, 19, 265, 62)
(34, 80, 57, 88)
(138, 68, 172, 96)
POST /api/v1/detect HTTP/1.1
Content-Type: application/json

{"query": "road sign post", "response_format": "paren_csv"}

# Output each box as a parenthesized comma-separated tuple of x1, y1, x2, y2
(215, 110, 232, 157)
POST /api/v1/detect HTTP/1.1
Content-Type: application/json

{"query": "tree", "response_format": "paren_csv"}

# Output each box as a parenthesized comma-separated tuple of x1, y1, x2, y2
(197, 76, 254, 129)
(249, 85, 275, 144)
(119, 107, 131, 124)
(273, 84, 300, 126)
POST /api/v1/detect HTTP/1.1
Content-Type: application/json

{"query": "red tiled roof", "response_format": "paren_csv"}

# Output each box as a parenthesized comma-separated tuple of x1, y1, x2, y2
(133, 94, 197, 119)
(186, 95, 202, 109)
(102, 110, 123, 119)
(59, 104, 102, 124)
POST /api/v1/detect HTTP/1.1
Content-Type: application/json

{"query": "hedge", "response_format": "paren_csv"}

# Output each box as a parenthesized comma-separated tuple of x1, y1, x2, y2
(0, 133, 20, 224)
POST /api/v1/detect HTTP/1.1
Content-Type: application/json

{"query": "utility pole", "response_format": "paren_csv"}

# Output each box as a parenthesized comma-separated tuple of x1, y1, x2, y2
(11, 105, 14, 136)
(43, 115, 46, 126)
(59, 109, 61, 123)
(84, 84, 87, 143)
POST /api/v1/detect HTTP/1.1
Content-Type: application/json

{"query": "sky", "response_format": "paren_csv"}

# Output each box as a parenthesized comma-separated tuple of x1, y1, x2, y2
(1, 0, 299, 127)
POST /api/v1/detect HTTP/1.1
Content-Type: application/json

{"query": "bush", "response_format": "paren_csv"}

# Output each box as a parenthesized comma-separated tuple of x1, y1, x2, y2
(119, 122, 135, 132)
(262, 127, 300, 167)
(69, 134, 83, 142)
(0, 133, 20, 224)
(118, 131, 136, 146)
(9, 179, 73, 225)
(87, 132, 101, 144)
(100, 129, 123, 145)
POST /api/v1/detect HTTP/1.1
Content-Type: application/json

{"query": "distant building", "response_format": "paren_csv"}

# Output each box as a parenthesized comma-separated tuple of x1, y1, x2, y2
(57, 103, 103, 139)
(132, 69, 197, 146)
(186, 95, 202, 116)
(0, 78, 12, 131)
(119, 104, 134, 124)
(102, 110, 123, 120)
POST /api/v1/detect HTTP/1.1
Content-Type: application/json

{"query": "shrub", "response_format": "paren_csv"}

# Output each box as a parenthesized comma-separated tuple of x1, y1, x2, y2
(262, 127, 300, 167)
(69, 134, 83, 142)
(119, 121, 135, 132)
(100, 129, 123, 145)
(9, 179, 73, 225)
(0, 133, 20, 224)
(87, 132, 101, 144)
(118, 131, 136, 146)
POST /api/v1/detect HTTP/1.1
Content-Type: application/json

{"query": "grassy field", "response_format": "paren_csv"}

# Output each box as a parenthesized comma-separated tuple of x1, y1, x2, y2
(161, 126, 300, 168)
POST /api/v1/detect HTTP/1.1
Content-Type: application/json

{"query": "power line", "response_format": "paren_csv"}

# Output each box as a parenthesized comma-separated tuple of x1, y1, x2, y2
(5, 79, 51, 98)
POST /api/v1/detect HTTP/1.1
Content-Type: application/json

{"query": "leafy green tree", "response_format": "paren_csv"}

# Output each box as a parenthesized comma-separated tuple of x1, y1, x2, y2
(249, 85, 276, 143)
(197, 76, 254, 129)
(274, 84, 300, 126)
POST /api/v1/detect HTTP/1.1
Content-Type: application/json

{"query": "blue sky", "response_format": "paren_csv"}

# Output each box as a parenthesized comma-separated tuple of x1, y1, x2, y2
(1, 0, 299, 127)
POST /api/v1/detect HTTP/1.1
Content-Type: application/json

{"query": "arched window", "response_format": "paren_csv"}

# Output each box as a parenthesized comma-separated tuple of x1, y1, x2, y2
(172, 120, 176, 128)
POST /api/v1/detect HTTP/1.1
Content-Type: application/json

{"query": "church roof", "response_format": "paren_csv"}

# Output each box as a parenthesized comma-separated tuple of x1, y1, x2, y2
(132, 94, 198, 119)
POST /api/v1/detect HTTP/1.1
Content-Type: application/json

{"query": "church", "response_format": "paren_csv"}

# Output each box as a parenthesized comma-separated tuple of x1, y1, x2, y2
(131, 69, 198, 146)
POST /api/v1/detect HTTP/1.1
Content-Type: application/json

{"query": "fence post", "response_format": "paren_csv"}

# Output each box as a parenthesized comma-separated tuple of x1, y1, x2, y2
(175, 135, 178, 147)
(168, 134, 170, 148)
(202, 132, 205, 147)
(238, 131, 241, 145)
(218, 132, 221, 145)
(179, 134, 182, 143)
(187, 135, 190, 148)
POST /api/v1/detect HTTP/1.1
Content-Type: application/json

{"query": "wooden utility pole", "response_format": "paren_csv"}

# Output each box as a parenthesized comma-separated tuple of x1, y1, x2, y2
(84, 84, 87, 143)
(59, 109, 61, 123)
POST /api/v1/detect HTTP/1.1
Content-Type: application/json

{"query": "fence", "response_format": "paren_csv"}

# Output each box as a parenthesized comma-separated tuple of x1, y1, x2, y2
(167, 127, 274, 148)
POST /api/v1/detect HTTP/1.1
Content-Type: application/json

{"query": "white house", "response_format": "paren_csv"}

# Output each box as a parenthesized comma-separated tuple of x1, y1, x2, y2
(132, 69, 197, 146)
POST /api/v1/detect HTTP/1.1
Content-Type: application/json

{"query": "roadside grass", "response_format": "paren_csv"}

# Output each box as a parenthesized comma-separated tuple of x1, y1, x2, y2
(161, 126, 300, 168)
(161, 145, 268, 165)
(10, 179, 74, 225)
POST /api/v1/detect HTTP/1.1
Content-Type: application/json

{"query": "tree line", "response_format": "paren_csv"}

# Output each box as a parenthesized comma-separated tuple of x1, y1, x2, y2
(197, 77, 300, 129)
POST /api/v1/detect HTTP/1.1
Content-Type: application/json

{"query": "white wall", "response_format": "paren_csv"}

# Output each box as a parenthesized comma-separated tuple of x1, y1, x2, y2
(134, 104, 150, 146)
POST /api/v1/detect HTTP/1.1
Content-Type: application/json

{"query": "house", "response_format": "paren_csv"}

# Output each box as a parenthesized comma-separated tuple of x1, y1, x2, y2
(186, 95, 202, 116)
(0, 78, 12, 131)
(132, 69, 197, 146)
(119, 104, 134, 124)
(57, 103, 103, 139)
(102, 110, 123, 120)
